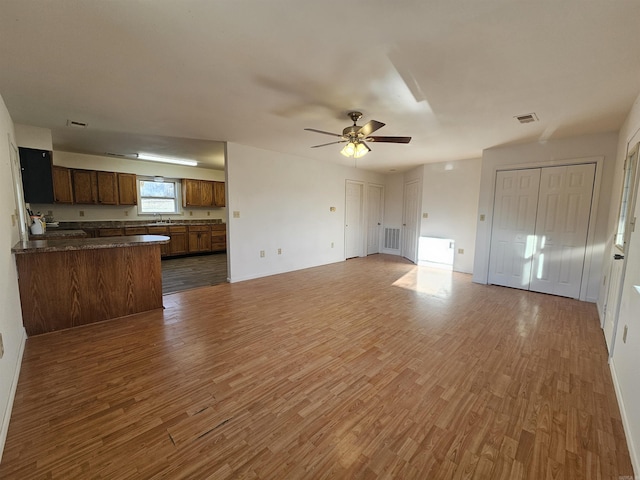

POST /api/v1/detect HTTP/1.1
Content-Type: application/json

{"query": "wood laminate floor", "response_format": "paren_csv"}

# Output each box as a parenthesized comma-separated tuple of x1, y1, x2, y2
(0, 254, 633, 479)
(162, 253, 228, 295)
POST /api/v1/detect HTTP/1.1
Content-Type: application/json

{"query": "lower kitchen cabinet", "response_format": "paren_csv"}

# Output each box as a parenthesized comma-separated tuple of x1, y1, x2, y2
(211, 224, 226, 251)
(147, 226, 170, 256)
(188, 225, 212, 253)
(168, 226, 188, 255)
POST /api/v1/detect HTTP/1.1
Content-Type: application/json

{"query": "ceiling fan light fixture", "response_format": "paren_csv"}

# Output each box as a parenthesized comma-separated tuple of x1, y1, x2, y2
(340, 142, 356, 157)
(354, 142, 369, 158)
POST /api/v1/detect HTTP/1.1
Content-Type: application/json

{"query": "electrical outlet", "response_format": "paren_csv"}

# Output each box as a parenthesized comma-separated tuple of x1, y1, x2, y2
(11, 214, 16, 227)
(331, 242, 334, 248)
(233, 211, 240, 218)
(124, 210, 129, 216)
(330, 207, 336, 212)
(207, 211, 211, 216)
(260, 250, 265, 258)
(189, 211, 193, 216)
(480, 214, 486, 221)
(47, 210, 53, 216)
(623, 325, 628, 343)
(278, 248, 282, 255)
(458, 248, 464, 254)
(0, 333, 4, 359)
(423, 213, 429, 219)
(79, 210, 85, 217)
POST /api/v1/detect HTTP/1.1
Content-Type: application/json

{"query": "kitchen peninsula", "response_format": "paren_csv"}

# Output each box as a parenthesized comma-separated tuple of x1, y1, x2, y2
(12, 235, 169, 335)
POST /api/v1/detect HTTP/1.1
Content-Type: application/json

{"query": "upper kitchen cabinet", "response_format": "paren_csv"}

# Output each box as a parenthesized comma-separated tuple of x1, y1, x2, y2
(52, 166, 73, 204)
(19, 147, 54, 204)
(96, 171, 118, 205)
(117, 173, 137, 205)
(182, 178, 202, 207)
(182, 178, 225, 207)
(72, 169, 98, 204)
(213, 181, 225, 207)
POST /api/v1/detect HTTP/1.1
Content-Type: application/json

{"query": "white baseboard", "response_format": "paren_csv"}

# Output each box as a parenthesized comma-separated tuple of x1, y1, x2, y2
(0, 327, 26, 463)
(609, 359, 640, 479)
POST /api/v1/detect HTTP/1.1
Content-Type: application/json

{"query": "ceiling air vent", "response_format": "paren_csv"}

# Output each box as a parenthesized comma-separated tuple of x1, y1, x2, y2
(66, 119, 88, 128)
(515, 113, 538, 124)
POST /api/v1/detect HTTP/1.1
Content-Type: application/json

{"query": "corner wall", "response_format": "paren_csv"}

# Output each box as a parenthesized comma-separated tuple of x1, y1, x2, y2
(225, 143, 385, 282)
(0, 96, 27, 461)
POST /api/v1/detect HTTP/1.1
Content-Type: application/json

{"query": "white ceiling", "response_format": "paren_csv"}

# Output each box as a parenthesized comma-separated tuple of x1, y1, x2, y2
(1, 1, 639, 173)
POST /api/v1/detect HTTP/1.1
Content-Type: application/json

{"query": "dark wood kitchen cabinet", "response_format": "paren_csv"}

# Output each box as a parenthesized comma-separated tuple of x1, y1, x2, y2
(96, 171, 119, 205)
(168, 225, 188, 255)
(72, 169, 98, 204)
(52, 166, 73, 204)
(147, 226, 170, 256)
(211, 224, 226, 251)
(117, 173, 137, 205)
(213, 181, 225, 207)
(182, 179, 202, 207)
(188, 225, 211, 253)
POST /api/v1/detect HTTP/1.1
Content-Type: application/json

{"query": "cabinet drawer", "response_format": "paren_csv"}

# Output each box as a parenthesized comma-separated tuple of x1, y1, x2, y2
(147, 226, 169, 235)
(188, 225, 210, 233)
(169, 226, 187, 233)
(97, 228, 124, 237)
(124, 227, 148, 235)
(211, 224, 226, 232)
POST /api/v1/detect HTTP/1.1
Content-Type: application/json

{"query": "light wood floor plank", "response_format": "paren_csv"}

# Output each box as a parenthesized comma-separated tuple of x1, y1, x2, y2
(0, 254, 634, 479)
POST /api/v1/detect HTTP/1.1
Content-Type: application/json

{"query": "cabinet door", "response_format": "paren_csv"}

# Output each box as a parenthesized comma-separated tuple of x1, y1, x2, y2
(201, 181, 214, 206)
(19, 147, 55, 203)
(182, 179, 202, 207)
(52, 166, 73, 204)
(188, 225, 211, 252)
(97, 171, 118, 205)
(97, 228, 124, 237)
(118, 173, 137, 205)
(169, 226, 188, 255)
(72, 169, 98, 204)
(213, 181, 226, 207)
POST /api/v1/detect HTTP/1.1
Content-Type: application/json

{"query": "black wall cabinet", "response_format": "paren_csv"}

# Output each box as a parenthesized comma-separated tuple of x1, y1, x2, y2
(19, 147, 55, 204)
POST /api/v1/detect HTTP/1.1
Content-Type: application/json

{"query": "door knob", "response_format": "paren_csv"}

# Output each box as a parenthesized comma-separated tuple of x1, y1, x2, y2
(614, 254, 625, 260)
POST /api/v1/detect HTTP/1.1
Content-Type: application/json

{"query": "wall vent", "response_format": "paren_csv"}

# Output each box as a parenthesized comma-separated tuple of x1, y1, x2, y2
(384, 228, 401, 250)
(66, 119, 88, 128)
(514, 113, 538, 124)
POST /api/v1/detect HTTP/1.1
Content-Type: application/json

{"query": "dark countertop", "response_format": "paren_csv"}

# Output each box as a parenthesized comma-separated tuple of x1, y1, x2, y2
(12, 235, 170, 255)
(29, 229, 88, 239)
(57, 220, 225, 229)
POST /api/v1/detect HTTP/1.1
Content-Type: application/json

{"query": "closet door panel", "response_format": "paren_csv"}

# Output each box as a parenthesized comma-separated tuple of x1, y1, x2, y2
(530, 163, 596, 298)
(488, 169, 541, 289)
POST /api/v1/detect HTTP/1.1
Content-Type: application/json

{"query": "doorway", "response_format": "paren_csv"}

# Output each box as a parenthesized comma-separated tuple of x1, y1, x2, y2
(367, 184, 384, 255)
(345, 180, 364, 259)
(402, 180, 420, 264)
(488, 163, 596, 298)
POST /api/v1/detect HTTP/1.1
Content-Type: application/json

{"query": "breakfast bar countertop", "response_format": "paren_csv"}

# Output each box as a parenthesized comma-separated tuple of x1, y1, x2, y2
(11, 235, 170, 255)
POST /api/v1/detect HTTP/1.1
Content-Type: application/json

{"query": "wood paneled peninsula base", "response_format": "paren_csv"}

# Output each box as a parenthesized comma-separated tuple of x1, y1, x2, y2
(12, 235, 169, 336)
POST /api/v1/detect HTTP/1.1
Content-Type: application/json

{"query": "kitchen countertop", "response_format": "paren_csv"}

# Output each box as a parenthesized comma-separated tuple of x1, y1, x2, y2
(12, 235, 170, 255)
(56, 220, 226, 229)
(29, 229, 88, 239)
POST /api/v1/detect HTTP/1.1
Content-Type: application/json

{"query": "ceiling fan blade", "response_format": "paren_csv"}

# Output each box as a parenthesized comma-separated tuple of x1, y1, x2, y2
(304, 128, 343, 137)
(366, 136, 412, 144)
(361, 141, 372, 152)
(310, 140, 346, 148)
(357, 120, 385, 137)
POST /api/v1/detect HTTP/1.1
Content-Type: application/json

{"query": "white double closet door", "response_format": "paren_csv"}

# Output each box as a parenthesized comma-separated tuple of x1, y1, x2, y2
(488, 163, 596, 299)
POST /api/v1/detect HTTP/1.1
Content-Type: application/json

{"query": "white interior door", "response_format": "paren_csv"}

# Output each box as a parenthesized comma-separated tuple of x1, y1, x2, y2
(488, 169, 541, 289)
(402, 180, 420, 264)
(345, 180, 364, 259)
(530, 164, 595, 298)
(367, 184, 383, 255)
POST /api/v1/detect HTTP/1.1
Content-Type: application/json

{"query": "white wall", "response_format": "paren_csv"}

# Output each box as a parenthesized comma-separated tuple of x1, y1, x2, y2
(0, 96, 27, 461)
(29, 150, 226, 222)
(420, 158, 481, 273)
(609, 91, 640, 475)
(14, 124, 52, 151)
(472, 132, 618, 302)
(225, 143, 386, 282)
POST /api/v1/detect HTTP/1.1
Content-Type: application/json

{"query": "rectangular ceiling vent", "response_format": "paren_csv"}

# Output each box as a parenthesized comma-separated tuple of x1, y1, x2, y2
(66, 119, 88, 128)
(105, 152, 127, 158)
(515, 113, 538, 124)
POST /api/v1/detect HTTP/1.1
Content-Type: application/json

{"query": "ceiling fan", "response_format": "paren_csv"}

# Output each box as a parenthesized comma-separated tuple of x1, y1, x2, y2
(304, 111, 411, 158)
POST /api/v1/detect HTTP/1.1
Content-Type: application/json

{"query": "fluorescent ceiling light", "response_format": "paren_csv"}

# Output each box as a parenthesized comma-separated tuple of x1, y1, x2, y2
(136, 153, 198, 166)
